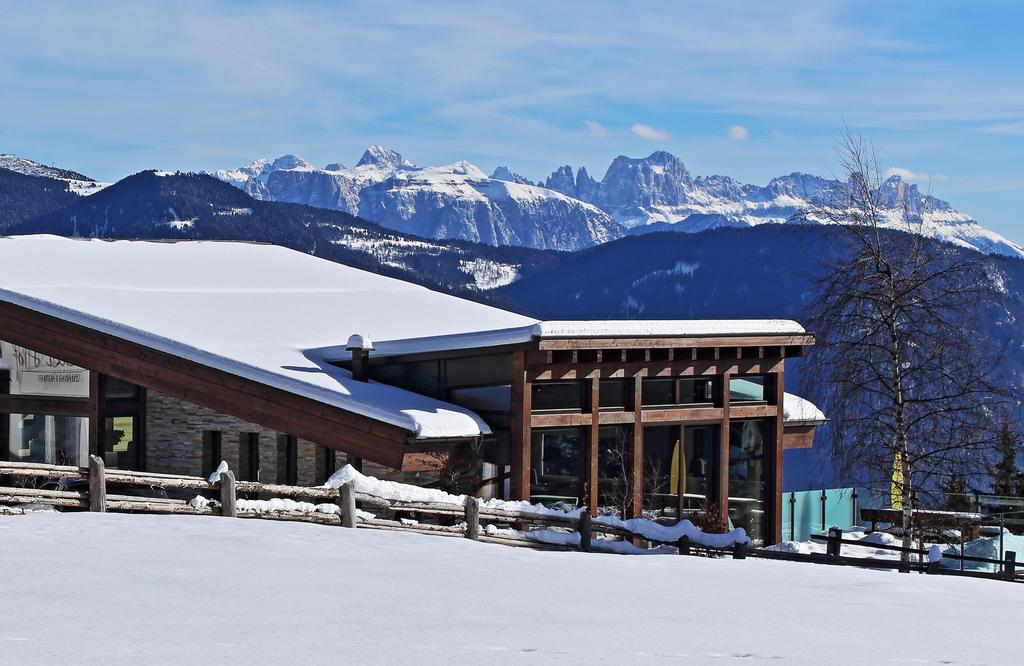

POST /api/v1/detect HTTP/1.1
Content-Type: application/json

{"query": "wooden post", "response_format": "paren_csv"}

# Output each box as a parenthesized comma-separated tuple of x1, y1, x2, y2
(718, 372, 731, 528)
(464, 497, 480, 540)
(510, 350, 532, 503)
(1005, 551, 1017, 580)
(733, 540, 747, 560)
(220, 470, 237, 518)
(578, 510, 592, 552)
(88, 454, 106, 512)
(827, 527, 842, 558)
(88, 372, 102, 458)
(677, 534, 691, 556)
(772, 369, 785, 545)
(630, 374, 643, 519)
(339, 482, 357, 528)
(587, 376, 600, 515)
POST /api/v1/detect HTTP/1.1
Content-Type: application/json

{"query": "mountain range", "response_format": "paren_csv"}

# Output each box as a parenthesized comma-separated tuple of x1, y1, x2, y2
(212, 147, 1024, 258)
(2, 149, 1022, 489)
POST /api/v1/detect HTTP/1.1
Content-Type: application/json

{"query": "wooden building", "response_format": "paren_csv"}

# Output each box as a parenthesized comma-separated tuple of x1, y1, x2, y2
(0, 236, 824, 544)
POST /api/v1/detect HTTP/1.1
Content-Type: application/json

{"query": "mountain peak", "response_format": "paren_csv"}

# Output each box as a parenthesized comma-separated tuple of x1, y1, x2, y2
(357, 146, 404, 170)
(491, 165, 533, 185)
(270, 154, 310, 171)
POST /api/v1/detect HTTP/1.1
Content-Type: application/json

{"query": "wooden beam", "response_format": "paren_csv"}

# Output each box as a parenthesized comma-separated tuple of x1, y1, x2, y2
(587, 378, 600, 514)
(0, 300, 413, 468)
(527, 358, 785, 381)
(538, 334, 815, 351)
(631, 375, 643, 518)
(0, 396, 90, 417)
(718, 372, 731, 527)
(89, 370, 101, 459)
(772, 369, 785, 545)
(509, 350, 531, 503)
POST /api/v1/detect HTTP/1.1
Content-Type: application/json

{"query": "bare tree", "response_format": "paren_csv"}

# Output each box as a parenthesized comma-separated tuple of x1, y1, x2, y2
(802, 127, 1007, 557)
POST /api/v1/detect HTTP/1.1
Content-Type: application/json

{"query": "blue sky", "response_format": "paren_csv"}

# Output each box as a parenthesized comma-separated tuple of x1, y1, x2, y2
(2, 1, 1022, 243)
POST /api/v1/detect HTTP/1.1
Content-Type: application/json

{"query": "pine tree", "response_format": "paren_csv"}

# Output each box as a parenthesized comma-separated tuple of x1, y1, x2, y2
(991, 420, 1023, 497)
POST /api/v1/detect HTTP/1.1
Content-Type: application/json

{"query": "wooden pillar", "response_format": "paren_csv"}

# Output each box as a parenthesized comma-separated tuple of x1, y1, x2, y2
(88, 371, 102, 461)
(509, 350, 532, 503)
(772, 368, 785, 545)
(676, 424, 685, 519)
(586, 375, 600, 514)
(718, 372, 731, 527)
(630, 373, 643, 518)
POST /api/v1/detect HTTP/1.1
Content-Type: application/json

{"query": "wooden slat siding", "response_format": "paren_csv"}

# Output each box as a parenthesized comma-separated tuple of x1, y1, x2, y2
(718, 372, 731, 526)
(0, 396, 90, 417)
(631, 374, 643, 518)
(728, 404, 778, 419)
(782, 426, 817, 449)
(537, 334, 815, 350)
(527, 358, 786, 381)
(530, 406, 729, 429)
(773, 369, 785, 545)
(0, 300, 414, 468)
(587, 378, 600, 514)
(509, 350, 531, 502)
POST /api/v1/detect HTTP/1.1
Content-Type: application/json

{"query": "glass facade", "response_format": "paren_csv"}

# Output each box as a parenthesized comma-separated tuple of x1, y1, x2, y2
(597, 426, 629, 515)
(728, 418, 771, 544)
(641, 425, 718, 515)
(530, 428, 584, 506)
(729, 376, 766, 402)
(7, 413, 88, 465)
(531, 381, 584, 411)
(103, 415, 141, 470)
(641, 378, 714, 406)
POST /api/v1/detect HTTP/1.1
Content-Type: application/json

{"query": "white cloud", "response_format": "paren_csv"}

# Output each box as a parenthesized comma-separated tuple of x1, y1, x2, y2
(631, 123, 671, 141)
(884, 166, 948, 182)
(979, 121, 1024, 135)
(583, 120, 608, 138)
(727, 125, 749, 140)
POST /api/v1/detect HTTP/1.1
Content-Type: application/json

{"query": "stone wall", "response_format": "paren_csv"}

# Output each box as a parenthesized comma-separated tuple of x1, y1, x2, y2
(144, 389, 429, 487)
(146, 390, 325, 484)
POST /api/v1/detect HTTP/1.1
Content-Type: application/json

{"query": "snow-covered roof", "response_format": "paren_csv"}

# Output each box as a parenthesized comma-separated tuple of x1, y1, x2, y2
(0, 236, 822, 436)
(0, 236, 534, 439)
(356, 319, 807, 359)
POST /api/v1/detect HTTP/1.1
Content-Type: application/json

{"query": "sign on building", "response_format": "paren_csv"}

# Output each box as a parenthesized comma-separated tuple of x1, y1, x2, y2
(0, 341, 89, 398)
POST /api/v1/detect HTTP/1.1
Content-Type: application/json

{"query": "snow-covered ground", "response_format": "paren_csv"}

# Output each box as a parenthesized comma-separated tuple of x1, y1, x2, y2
(0, 512, 1017, 664)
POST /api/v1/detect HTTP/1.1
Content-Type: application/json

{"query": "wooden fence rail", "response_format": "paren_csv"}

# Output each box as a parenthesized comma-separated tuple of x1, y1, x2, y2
(0, 459, 1020, 582)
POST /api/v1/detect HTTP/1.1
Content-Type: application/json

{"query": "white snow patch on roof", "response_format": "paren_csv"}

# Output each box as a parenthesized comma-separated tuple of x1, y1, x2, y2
(0, 236, 535, 439)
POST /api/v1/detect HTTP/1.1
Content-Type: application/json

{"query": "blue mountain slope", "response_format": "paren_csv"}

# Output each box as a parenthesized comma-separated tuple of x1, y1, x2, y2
(496, 225, 1024, 490)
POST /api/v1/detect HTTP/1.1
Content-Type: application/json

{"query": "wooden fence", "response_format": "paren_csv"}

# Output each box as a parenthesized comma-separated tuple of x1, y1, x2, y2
(0, 458, 1020, 583)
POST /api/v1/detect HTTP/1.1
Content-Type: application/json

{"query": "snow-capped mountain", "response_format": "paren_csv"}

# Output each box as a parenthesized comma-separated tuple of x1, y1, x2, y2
(545, 151, 1024, 258)
(0, 153, 108, 196)
(215, 147, 1022, 258)
(216, 147, 622, 251)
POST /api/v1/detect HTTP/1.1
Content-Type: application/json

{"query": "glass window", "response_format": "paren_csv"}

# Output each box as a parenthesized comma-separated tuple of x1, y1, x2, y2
(450, 385, 511, 412)
(0, 341, 89, 398)
(728, 419, 771, 545)
(598, 379, 629, 409)
(103, 415, 141, 470)
(531, 381, 584, 411)
(641, 425, 719, 517)
(202, 431, 222, 478)
(7, 414, 88, 466)
(641, 378, 676, 406)
(276, 434, 297, 485)
(530, 428, 583, 506)
(679, 378, 714, 404)
(103, 376, 140, 401)
(597, 426, 630, 516)
(729, 376, 766, 402)
(238, 432, 260, 482)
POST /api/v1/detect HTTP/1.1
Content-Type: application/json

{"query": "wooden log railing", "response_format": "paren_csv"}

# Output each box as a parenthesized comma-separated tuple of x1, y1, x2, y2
(0, 459, 1021, 580)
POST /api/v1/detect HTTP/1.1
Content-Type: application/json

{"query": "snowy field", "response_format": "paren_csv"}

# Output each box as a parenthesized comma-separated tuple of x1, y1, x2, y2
(0, 513, 1019, 664)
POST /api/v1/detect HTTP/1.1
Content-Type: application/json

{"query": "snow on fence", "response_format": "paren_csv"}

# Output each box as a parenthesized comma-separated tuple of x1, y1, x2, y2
(0, 458, 1020, 582)
(0, 458, 747, 556)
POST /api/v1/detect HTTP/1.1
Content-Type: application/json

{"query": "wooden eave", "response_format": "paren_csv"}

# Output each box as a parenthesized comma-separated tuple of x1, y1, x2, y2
(0, 299, 424, 470)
